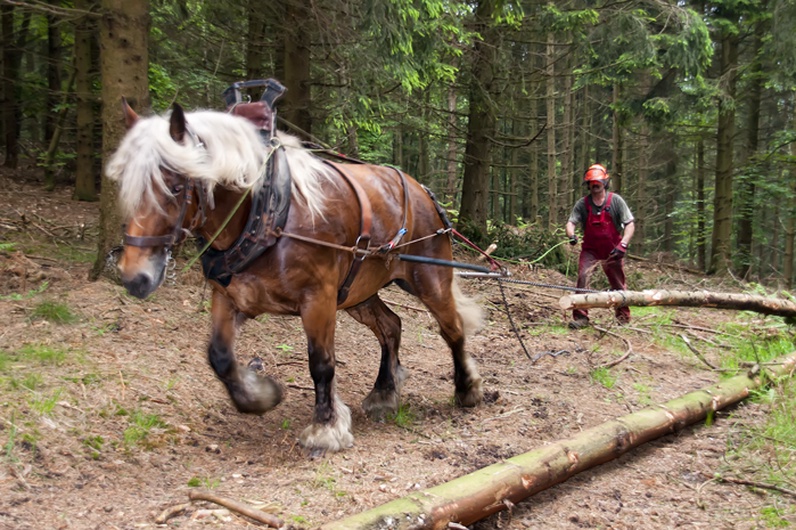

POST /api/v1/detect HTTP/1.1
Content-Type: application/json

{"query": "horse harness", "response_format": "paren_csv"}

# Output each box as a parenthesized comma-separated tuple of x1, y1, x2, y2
(122, 81, 449, 304)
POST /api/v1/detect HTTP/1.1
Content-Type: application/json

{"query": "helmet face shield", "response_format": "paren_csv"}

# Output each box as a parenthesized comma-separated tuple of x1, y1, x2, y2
(584, 164, 610, 189)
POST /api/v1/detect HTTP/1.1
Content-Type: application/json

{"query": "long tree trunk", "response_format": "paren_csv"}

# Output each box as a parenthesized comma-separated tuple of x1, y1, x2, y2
(736, 24, 763, 280)
(90, 0, 150, 281)
(2, 5, 30, 169)
(283, 0, 311, 134)
(709, 32, 738, 275)
(44, 9, 62, 154)
(696, 137, 706, 271)
(560, 289, 796, 318)
(544, 32, 556, 231)
(559, 56, 574, 224)
(319, 353, 796, 530)
(458, 0, 497, 241)
(784, 102, 796, 288)
(73, 0, 97, 202)
(445, 87, 458, 204)
(611, 83, 623, 194)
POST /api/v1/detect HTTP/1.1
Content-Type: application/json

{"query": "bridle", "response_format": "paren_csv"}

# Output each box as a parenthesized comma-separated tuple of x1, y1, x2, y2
(123, 129, 209, 251)
(122, 174, 208, 250)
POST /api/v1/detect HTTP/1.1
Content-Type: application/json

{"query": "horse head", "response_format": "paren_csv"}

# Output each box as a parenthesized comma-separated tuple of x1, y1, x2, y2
(111, 100, 206, 299)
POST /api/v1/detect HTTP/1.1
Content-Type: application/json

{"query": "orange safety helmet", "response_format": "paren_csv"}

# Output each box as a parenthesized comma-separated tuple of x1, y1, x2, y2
(583, 163, 610, 189)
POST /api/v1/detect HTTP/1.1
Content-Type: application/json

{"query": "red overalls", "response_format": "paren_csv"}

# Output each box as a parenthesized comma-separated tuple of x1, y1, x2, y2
(574, 193, 630, 323)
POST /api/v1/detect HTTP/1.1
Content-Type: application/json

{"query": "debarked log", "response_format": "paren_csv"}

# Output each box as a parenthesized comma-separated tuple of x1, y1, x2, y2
(318, 352, 796, 530)
(559, 289, 796, 318)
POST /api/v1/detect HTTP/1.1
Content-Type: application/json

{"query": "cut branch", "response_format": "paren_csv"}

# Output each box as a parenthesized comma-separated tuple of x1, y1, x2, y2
(559, 289, 796, 318)
(319, 352, 796, 530)
(188, 491, 282, 528)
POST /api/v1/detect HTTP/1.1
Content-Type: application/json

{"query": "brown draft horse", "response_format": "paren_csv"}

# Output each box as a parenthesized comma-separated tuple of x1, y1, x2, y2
(108, 101, 484, 453)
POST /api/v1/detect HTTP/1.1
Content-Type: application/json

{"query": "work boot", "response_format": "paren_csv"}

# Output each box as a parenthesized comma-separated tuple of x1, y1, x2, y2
(568, 318, 590, 330)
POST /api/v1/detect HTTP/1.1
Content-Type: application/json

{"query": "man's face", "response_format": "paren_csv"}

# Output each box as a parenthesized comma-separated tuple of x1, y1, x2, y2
(588, 180, 605, 193)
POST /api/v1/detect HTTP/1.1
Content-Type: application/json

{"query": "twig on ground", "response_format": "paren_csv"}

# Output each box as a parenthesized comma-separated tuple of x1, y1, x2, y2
(593, 325, 633, 369)
(715, 475, 796, 498)
(155, 502, 192, 524)
(680, 334, 718, 370)
(189, 490, 283, 528)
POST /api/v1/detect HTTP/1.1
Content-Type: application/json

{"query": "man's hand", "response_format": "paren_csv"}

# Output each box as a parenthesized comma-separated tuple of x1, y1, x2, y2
(609, 242, 627, 259)
(569, 235, 578, 246)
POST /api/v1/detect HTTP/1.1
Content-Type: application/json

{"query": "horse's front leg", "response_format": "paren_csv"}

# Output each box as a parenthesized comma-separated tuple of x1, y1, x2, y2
(298, 294, 353, 454)
(208, 290, 282, 414)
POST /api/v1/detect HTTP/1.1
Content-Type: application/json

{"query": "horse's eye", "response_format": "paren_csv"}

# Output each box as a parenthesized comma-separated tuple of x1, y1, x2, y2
(171, 184, 184, 194)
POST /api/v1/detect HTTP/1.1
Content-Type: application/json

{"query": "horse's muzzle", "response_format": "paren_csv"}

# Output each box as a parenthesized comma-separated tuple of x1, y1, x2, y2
(123, 273, 161, 299)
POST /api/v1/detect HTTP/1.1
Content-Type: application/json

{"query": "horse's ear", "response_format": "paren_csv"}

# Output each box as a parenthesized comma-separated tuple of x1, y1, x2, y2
(121, 97, 139, 129)
(169, 103, 187, 143)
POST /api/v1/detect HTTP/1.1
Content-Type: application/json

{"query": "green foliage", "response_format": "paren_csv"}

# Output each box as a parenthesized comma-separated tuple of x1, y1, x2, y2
(0, 281, 50, 302)
(589, 366, 617, 390)
(482, 221, 568, 271)
(123, 410, 169, 449)
(31, 301, 77, 324)
(388, 403, 417, 428)
(16, 344, 67, 365)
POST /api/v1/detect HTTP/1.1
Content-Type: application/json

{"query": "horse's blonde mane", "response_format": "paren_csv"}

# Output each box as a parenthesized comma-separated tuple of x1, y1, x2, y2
(106, 109, 335, 219)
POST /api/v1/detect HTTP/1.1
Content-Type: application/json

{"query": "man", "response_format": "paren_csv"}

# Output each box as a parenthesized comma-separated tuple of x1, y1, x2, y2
(564, 163, 635, 329)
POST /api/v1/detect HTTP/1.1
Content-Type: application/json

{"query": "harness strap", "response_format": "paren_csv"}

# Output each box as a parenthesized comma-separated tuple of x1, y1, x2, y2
(378, 167, 410, 253)
(323, 161, 373, 305)
(124, 178, 198, 248)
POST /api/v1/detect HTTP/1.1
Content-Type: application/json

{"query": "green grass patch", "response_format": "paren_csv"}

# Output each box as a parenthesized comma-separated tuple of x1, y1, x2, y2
(123, 410, 169, 449)
(53, 246, 96, 264)
(16, 343, 67, 365)
(589, 366, 617, 390)
(0, 280, 50, 301)
(187, 476, 220, 488)
(31, 300, 77, 324)
(388, 403, 416, 428)
(30, 388, 63, 415)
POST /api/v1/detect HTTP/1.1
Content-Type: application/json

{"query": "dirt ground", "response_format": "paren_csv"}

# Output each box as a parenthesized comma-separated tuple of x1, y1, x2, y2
(0, 168, 792, 530)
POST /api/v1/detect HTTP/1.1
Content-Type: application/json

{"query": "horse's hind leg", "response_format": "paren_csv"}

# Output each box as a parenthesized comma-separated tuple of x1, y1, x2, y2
(412, 272, 483, 407)
(208, 290, 282, 414)
(346, 295, 406, 420)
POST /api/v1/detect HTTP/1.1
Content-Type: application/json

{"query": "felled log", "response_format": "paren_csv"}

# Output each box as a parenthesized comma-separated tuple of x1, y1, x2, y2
(559, 289, 796, 318)
(319, 352, 796, 530)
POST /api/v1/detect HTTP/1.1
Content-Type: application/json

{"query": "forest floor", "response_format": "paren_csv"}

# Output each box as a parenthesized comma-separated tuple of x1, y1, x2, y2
(0, 167, 795, 530)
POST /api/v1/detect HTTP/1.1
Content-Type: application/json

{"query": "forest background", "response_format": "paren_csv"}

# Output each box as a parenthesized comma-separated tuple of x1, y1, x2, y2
(2, 0, 796, 286)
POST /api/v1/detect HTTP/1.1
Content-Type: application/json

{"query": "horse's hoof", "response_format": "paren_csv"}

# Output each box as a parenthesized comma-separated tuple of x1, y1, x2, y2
(230, 369, 283, 414)
(455, 379, 484, 408)
(362, 389, 400, 421)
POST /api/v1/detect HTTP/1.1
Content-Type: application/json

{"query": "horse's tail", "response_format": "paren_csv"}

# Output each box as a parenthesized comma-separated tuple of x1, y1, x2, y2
(452, 276, 483, 337)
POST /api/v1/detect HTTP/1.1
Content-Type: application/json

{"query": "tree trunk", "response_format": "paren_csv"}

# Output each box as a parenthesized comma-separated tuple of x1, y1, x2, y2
(319, 352, 796, 530)
(544, 32, 556, 231)
(44, 8, 62, 153)
(709, 32, 738, 275)
(559, 289, 796, 318)
(611, 83, 623, 194)
(445, 87, 458, 204)
(2, 6, 31, 169)
(636, 123, 649, 255)
(458, 0, 497, 241)
(696, 137, 706, 271)
(736, 24, 763, 280)
(245, 0, 266, 82)
(559, 58, 573, 225)
(283, 0, 311, 134)
(90, 0, 150, 281)
(73, 0, 98, 202)
(784, 102, 796, 287)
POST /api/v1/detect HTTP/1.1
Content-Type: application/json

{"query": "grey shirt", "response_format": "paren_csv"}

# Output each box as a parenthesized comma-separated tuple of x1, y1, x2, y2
(568, 193, 634, 234)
